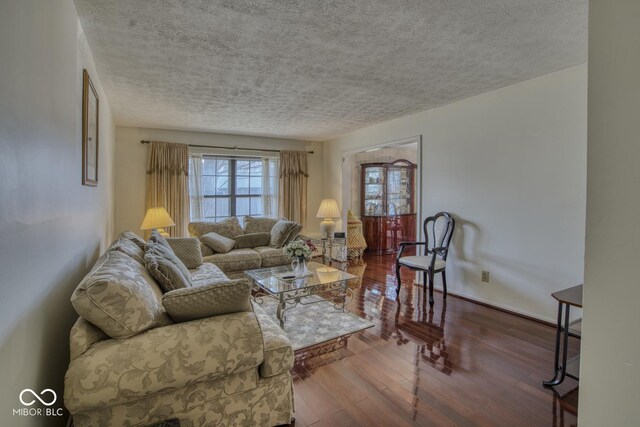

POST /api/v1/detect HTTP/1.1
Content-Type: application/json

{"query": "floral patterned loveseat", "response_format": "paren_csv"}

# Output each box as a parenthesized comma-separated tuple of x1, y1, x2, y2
(63, 231, 294, 426)
(188, 216, 302, 272)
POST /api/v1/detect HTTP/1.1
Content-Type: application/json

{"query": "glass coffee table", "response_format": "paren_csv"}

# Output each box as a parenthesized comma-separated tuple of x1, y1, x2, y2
(245, 261, 356, 328)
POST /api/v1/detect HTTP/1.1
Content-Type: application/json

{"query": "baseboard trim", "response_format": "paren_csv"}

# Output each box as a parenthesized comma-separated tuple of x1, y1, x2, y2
(445, 291, 556, 328)
(413, 283, 556, 328)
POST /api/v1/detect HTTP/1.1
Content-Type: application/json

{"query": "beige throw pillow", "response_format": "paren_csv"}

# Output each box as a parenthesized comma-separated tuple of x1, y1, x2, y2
(166, 237, 203, 269)
(121, 231, 147, 250)
(71, 251, 172, 338)
(269, 220, 300, 248)
(162, 279, 253, 322)
(284, 223, 303, 245)
(235, 232, 271, 249)
(147, 230, 172, 249)
(200, 243, 214, 257)
(144, 243, 194, 292)
(145, 234, 193, 279)
(108, 236, 145, 265)
(200, 231, 236, 254)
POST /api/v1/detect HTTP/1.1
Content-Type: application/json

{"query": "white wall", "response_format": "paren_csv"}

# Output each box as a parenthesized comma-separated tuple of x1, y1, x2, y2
(115, 127, 323, 236)
(579, 1, 640, 424)
(0, 1, 115, 424)
(324, 65, 587, 321)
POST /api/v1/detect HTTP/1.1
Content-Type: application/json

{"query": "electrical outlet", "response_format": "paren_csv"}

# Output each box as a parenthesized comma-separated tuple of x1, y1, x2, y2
(481, 271, 490, 283)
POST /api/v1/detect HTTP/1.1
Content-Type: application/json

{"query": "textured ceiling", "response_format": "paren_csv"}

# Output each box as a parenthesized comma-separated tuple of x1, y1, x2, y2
(73, 0, 587, 141)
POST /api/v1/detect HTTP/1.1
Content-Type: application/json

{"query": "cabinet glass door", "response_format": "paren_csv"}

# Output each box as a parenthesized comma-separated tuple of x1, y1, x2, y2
(387, 167, 412, 215)
(363, 166, 384, 216)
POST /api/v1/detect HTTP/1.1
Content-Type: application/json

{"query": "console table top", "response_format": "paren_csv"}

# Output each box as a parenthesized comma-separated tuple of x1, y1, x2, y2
(551, 284, 583, 308)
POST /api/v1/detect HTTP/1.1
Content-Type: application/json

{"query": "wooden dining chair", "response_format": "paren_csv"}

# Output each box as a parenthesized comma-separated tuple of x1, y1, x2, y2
(395, 212, 455, 306)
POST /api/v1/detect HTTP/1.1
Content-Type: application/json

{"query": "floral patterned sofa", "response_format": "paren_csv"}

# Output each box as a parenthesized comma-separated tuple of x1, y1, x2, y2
(64, 231, 294, 426)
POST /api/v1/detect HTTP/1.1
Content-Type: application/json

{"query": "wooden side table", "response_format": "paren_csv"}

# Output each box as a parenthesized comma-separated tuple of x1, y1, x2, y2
(543, 284, 583, 387)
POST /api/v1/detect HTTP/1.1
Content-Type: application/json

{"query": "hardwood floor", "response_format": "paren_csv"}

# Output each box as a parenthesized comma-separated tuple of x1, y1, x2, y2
(291, 253, 579, 427)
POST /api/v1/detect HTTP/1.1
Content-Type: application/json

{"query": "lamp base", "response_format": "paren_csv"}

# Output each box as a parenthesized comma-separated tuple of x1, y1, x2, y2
(319, 219, 336, 239)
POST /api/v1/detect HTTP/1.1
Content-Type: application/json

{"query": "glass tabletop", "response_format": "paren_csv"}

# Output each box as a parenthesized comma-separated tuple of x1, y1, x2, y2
(245, 261, 356, 295)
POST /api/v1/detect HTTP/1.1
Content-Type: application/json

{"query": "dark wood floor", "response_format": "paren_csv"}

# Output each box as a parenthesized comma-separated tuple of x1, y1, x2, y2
(291, 253, 579, 427)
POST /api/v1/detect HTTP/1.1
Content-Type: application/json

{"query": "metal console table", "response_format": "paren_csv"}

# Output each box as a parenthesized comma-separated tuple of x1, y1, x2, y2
(543, 284, 583, 387)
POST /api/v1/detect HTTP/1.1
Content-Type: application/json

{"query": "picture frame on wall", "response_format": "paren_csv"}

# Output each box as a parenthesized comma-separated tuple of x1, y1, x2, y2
(82, 69, 99, 186)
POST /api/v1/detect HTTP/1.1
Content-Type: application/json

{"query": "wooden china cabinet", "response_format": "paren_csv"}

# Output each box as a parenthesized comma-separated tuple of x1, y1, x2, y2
(360, 159, 417, 254)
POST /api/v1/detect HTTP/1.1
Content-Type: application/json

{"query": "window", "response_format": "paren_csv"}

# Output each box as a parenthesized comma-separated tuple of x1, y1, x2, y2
(189, 155, 278, 222)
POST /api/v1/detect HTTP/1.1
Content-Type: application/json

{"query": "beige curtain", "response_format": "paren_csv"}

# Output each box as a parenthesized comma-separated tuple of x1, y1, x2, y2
(188, 154, 204, 221)
(262, 157, 279, 217)
(146, 141, 189, 237)
(279, 151, 308, 226)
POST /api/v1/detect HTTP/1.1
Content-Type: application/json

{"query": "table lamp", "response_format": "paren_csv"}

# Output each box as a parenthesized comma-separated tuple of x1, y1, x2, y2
(316, 199, 341, 239)
(140, 207, 175, 237)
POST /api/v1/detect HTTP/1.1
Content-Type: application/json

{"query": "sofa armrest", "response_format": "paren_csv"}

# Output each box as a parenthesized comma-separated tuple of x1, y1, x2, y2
(64, 311, 264, 414)
(253, 304, 294, 378)
(69, 318, 108, 361)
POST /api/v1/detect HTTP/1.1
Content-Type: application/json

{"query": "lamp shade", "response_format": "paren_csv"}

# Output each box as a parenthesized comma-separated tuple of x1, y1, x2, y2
(140, 207, 175, 230)
(316, 199, 341, 219)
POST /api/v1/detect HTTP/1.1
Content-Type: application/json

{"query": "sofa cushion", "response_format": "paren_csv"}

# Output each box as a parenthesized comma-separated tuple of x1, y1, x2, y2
(243, 216, 281, 234)
(71, 251, 172, 339)
(202, 249, 262, 272)
(254, 304, 295, 378)
(189, 217, 244, 239)
(121, 230, 146, 250)
(145, 243, 194, 292)
(189, 262, 229, 286)
(163, 279, 253, 322)
(254, 246, 291, 268)
(166, 237, 203, 269)
(201, 231, 236, 254)
(235, 232, 271, 249)
(269, 220, 300, 248)
(108, 235, 145, 265)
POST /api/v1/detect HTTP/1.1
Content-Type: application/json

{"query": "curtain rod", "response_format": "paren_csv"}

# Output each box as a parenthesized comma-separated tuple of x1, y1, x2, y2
(140, 140, 313, 154)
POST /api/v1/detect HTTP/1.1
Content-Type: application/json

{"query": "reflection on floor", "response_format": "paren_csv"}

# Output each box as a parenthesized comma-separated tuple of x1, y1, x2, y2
(551, 386, 579, 427)
(291, 253, 579, 427)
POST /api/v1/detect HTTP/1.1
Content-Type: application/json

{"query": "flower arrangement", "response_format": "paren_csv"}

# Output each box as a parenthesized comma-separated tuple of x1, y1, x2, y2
(283, 239, 314, 260)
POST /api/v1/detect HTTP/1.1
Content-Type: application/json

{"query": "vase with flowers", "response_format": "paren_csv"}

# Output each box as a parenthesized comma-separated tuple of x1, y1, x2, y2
(283, 239, 315, 276)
